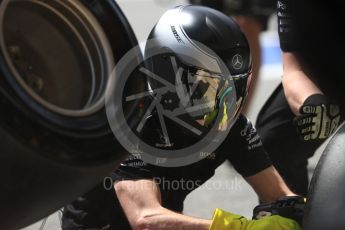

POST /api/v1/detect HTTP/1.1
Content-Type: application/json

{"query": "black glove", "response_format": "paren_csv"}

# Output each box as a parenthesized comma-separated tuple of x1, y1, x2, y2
(294, 94, 341, 141)
(253, 196, 306, 226)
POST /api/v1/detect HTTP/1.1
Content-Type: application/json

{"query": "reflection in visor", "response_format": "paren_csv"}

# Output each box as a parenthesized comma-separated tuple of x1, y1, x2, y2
(177, 68, 235, 131)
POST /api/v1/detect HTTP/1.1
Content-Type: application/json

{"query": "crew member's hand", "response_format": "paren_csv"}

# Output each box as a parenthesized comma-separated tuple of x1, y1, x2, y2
(210, 208, 301, 230)
(294, 94, 341, 141)
(253, 196, 306, 226)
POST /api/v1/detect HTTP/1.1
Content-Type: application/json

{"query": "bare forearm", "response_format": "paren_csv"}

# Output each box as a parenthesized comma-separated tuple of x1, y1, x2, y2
(137, 207, 210, 230)
(115, 180, 211, 230)
(282, 52, 322, 115)
(245, 166, 295, 202)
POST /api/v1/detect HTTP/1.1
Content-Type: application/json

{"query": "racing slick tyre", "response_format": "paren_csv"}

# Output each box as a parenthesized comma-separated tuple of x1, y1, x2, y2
(303, 122, 345, 230)
(0, 0, 141, 228)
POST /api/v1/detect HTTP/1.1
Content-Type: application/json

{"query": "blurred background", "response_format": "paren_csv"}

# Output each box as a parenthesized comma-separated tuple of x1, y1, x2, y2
(22, 0, 325, 229)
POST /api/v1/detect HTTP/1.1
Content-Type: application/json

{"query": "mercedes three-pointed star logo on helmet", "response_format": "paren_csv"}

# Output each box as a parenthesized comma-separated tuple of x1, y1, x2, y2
(231, 54, 243, 70)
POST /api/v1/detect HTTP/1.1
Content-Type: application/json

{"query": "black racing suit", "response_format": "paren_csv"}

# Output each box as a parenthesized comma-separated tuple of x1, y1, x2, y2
(256, 0, 344, 196)
(62, 115, 272, 229)
(189, 0, 276, 30)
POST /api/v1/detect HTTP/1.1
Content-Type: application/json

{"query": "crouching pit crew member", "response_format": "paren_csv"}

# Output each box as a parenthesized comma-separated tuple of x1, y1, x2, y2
(62, 5, 304, 230)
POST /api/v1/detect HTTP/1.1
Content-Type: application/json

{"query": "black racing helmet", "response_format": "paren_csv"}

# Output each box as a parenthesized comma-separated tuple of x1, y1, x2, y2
(144, 5, 252, 144)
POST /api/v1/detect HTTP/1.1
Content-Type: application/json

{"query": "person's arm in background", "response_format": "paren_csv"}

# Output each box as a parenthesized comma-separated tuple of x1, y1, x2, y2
(277, 0, 322, 115)
(278, 0, 341, 140)
(281, 52, 322, 115)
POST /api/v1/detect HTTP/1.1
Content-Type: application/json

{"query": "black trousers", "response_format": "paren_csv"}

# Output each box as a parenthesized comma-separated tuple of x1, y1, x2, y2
(256, 84, 325, 196)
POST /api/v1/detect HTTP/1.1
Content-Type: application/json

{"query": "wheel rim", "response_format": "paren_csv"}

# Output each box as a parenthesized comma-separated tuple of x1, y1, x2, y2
(0, 0, 114, 117)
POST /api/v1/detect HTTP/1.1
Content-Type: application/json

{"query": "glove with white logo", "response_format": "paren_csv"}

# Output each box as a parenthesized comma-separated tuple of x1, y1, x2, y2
(294, 94, 341, 141)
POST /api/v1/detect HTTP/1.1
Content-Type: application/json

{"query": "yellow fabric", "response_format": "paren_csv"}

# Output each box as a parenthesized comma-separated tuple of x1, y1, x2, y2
(204, 103, 228, 127)
(218, 103, 228, 131)
(204, 109, 218, 126)
(209, 208, 301, 230)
